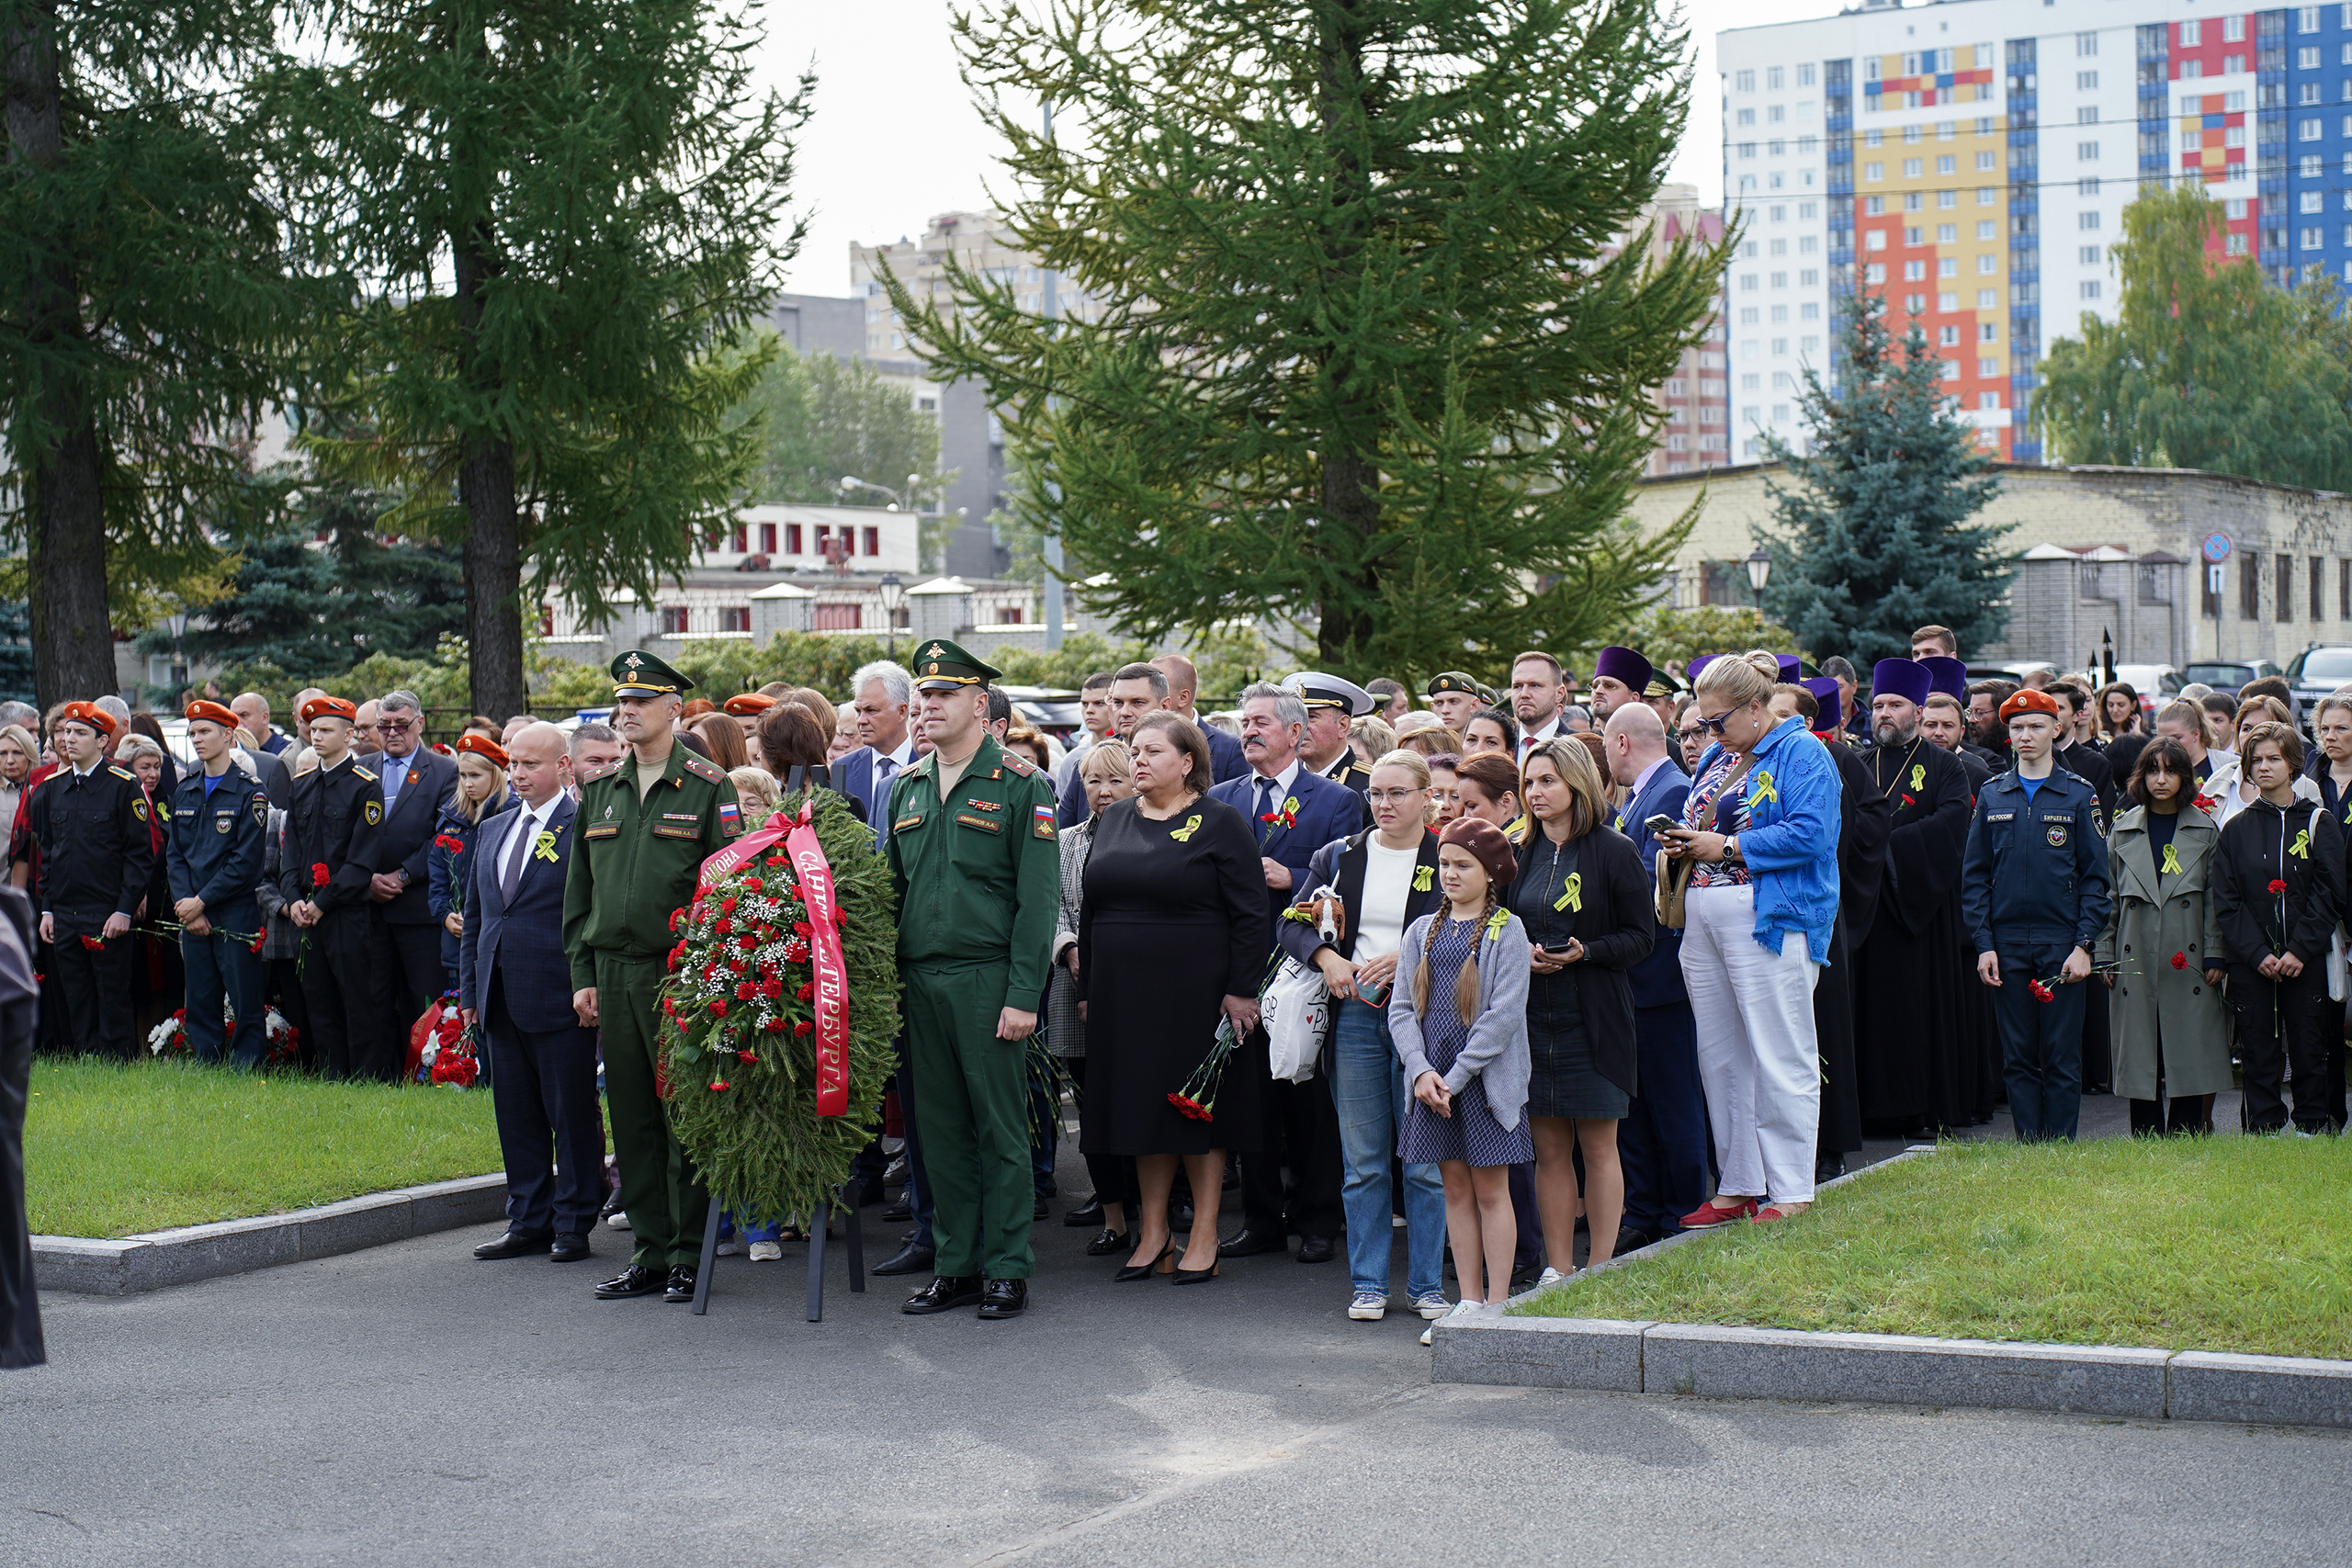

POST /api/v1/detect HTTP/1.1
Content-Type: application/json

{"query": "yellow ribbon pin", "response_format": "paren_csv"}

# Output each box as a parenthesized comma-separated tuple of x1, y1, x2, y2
(1749, 769, 1779, 807)
(2290, 829, 2311, 860)
(1283, 795, 1300, 818)
(1485, 908, 1510, 940)
(1169, 814, 1203, 842)
(1554, 872, 1583, 914)
(2159, 843, 2182, 875)
(1909, 763, 1925, 792)
(1411, 864, 1433, 893)
(534, 829, 560, 863)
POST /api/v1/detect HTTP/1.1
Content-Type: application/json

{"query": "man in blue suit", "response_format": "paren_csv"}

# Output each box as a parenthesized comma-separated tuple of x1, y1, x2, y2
(1601, 684, 1709, 1253)
(460, 723, 603, 1264)
(835, 660, 918, 853)
(1152, 653, 1249, 785)
(1208, 682, 1369, 1263)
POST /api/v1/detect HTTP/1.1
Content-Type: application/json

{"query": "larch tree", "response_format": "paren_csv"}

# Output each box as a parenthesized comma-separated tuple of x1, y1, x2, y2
(283, 0, 807, 716)
(893, 0, 1724, 683)
(1757, 279, 2008, 664)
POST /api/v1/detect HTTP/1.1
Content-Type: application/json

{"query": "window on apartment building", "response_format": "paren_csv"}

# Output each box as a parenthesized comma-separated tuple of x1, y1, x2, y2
(786, 524, 803, 554)
(2076, 70, 2098, 89)
(1798, 62, 1815, 85)
(862, 526, 880, 556)
(756, 523, 775, 553)
(813, 604, 863, 632)
(2242, 552, 2261, 619)
(2082, 280, 2102, 299)
(661, 605, 690, 635)
(2301, 46, 2323, 69)
(2313, 556, 2327, 621)
(2076, 30, 2098, 55)
(2342, 559, 2351, 622)
(1903, 157, 1923, 176)
(2081, 210, 2103, 230)
(719, 606, 751, 634)
(2180, 19, 2201, 47)
(2301, 5, 2321, 31)
(729, 524, 749, 553)
(538, 604, 555, 637)
(1736, 69, 1756, 91)
(2280, 553, 2297, 622)
(1768, 66, 1784, 89)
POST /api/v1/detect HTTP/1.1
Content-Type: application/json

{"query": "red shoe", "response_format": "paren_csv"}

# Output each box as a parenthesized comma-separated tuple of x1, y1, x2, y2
(1679, 1197, 1758, 1228)
(1750, 1202, 1811, 1224)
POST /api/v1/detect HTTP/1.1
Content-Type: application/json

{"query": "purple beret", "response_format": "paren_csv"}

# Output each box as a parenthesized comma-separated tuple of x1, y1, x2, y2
(1871, 658, 1932, 708)
(1776, 654, 1804, 684)
(1919, 655, 1969, 700)
(1687, 653, 1717, 682)
(1592, 645, 1653, 692)
(1801, 676, 1842, 730)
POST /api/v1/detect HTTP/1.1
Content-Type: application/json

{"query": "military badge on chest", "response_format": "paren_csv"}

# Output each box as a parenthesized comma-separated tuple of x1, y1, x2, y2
(2045, 821, 2069, 849)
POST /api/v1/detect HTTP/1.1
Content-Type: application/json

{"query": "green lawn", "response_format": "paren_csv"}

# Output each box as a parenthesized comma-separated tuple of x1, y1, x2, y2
(25, 1057, 503, 1238)
(1521, 1137, 2352, 1361)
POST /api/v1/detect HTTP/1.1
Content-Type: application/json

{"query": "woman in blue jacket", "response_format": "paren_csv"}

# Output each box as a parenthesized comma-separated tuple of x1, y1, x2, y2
(1662, 649, 1843, 1225)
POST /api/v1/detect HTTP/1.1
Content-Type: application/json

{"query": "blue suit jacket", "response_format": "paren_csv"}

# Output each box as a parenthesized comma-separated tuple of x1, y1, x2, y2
(834, 745, 908, 852)
(458, 795, 582, 1035)
(1206, 766, 1371, 946)
(1617, 757, 1691, 1010)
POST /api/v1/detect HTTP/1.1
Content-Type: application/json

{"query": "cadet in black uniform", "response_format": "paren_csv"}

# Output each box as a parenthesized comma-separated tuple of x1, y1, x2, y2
(282, 696, 387, 1080)
(168, 701, 273, 1067)
(29, 703, 154, 1058)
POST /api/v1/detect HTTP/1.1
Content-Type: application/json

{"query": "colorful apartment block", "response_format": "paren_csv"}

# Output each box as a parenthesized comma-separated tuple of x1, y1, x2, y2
(1721, 1, 2352, 468)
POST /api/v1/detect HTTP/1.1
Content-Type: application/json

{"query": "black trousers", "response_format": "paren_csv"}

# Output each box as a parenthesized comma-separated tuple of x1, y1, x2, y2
(369, 913, 446, 1076)
(1073, 1054, 1141, 1216)
(51, 926, 133, 1059)
(1239, 1042, 1343, 1241)
(2228, 962, 2336, 1132)
(301, 907, 379, 1080)
(486, 978, 606, 1236)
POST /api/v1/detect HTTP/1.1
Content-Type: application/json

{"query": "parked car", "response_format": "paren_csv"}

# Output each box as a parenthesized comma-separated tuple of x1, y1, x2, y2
(1966, 661, 2060, 689)
(2108, 663, 2183, 724)
(2180, 659, 2283, 700)
(2283, 644, 2352, 730)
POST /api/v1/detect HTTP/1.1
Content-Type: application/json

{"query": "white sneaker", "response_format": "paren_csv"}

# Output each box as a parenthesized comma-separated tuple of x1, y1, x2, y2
(748, 1240, 784, 1262)
(1419, 1298, 1485, 1347)
(605, 1210, 631, 1231)
(1411, 1290, 1450, 1320)
(1537, 1265, 1571, 1289)
(714, 1238, 745, 1257)
(1348, 1292, 1388, 1321)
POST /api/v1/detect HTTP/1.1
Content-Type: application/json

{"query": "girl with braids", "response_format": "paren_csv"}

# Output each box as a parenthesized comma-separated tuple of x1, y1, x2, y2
(1389, 818, 1532, 1343)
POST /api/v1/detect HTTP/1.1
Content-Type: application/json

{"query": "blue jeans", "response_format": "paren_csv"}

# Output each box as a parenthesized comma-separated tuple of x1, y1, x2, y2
(1331, 998, 1443, 1299)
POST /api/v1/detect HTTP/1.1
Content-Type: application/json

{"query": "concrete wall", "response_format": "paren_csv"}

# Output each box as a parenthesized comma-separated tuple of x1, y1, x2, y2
(1624, 462, 2352, 667)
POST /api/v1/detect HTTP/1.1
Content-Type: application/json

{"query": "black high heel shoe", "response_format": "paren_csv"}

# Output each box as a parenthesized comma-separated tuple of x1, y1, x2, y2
(1113, 1245, 1175, 1281)
(1170, 1255, 1220, 1285)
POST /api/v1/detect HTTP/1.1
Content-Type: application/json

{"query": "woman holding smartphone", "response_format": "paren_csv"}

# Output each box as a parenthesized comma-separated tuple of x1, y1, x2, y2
(1509, 739, 1654, 1280)
(1278, 750, 1450, 1324)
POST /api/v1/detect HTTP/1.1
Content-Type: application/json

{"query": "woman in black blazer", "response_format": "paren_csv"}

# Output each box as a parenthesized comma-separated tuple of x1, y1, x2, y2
(1276, 749, 1450, 1321)
(1509, 738, 1654, 1280)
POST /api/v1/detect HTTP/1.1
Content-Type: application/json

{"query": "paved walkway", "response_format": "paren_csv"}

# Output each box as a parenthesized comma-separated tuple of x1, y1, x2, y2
(4, 1090, 2342, 1567)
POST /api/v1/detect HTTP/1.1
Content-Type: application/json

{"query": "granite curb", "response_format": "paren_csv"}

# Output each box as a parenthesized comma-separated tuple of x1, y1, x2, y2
(32, 1173, 507, 1296)
(1440, 1145, 2352, 1429)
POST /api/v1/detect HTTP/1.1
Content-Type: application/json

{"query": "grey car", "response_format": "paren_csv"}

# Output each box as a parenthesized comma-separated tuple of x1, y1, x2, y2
(2284, 644, 2352, 730)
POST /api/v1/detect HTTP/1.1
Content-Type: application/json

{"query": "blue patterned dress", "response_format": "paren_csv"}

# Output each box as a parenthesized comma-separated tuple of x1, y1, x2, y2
(1396, 916, 1536, 1167)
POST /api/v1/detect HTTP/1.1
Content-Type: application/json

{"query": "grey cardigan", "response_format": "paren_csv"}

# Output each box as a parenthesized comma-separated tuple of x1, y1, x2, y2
(1387, 908, 1533, 1131)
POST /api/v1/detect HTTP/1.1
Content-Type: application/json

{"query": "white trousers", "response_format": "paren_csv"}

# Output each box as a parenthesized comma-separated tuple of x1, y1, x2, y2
(1679, 884, 1822, 1206)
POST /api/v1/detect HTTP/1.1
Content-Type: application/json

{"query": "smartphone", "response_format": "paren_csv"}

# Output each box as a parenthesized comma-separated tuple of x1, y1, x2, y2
(1644, 813, 1682, 836)
(1358, 977, 1391, 1007)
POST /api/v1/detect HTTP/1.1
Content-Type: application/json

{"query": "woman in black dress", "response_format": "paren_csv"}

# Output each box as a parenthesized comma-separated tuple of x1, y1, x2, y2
(1510, 738, 1653, 1279)
(1078, 712, 1265, 1284)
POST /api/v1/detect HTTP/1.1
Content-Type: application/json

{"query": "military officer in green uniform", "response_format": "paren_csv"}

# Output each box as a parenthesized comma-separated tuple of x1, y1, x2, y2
(563, 649, 741, 1303)
(888, 639, 1060, 1321)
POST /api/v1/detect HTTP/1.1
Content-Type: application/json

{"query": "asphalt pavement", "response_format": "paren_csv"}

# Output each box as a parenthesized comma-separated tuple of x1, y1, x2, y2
(6, 1089, 2345, 1567)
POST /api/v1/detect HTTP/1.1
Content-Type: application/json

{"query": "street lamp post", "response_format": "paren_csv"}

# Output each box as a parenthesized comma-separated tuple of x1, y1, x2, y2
(876, 571, 905, 656)
(1745, 547, 1772, 606)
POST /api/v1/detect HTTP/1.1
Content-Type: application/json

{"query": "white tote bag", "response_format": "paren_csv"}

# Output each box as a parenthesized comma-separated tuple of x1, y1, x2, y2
(1261, 954, 1329, 1083)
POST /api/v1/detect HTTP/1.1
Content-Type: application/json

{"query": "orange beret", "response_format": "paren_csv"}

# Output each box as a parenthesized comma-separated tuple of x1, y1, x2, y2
(185, 700, 241, 731)
(57, 701, 116, 738)
(453, 732, 509, 768)
(1998, 688, 2064, 724)
(722, 693, 776, 717)
(299, 696, 356, 725)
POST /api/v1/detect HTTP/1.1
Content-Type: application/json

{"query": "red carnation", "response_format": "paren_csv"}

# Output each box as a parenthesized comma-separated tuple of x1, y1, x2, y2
(669, 908, 683, 933)
(707, 999, 728, 1016)
(796, 981, 815, 1001)
(764, 854, 786, 866)
(249, 933, 266, 953)
(737, 1049, 758, 1063)
(311, 863, 330, 886)
(79, 935, 103, 951)
(764, 1017, 786, 1032)
(793, 920, 813, 938)
(1166, 1092, 1213, 1122)
(2268, 879, 2289, 895)
(715, 917, 731, 934)
(736, 982, 755, 1000)
(794, 1021, 812, 1036)
(762, 978, 781, 999)
(721, 897, 737, 913)
(2171, 952, 2188, 971)
(2028, 979, 2054, 1002)
(739, 934, 757, 951)
(708, 1080, 730, 1092)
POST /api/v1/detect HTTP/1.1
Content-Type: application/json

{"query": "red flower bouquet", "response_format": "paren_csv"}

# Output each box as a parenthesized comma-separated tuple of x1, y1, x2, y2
(1168, 1014, 1241, 1122)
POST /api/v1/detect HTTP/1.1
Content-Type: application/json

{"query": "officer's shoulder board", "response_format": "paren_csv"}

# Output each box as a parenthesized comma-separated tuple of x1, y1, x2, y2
(579, 760, 621, 786)
(681, 751, 728, 786)
(999, 750, 1037, 779)
(107, 763, 136, 782)
(351, 764, 378, 783)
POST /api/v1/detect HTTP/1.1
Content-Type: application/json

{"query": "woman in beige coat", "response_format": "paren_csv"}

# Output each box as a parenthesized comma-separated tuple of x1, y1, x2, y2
(2096, 737, 2233, 1134)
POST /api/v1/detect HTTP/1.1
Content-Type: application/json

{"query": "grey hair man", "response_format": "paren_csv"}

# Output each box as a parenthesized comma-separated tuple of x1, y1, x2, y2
(94, 696, 130, 756)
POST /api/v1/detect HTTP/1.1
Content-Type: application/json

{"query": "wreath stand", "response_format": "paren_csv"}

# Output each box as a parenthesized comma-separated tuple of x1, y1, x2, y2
(691, 1187, 865, 1320)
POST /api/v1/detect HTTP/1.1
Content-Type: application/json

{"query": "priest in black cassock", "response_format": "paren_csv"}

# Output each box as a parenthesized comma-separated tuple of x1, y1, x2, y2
(1855, 659, 1978, 1136)
(1779, 679, 1890, 1183)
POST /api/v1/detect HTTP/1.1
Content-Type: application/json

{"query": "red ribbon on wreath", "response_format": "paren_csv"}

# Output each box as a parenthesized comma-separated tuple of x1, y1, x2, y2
(695, 802, 849, 1117)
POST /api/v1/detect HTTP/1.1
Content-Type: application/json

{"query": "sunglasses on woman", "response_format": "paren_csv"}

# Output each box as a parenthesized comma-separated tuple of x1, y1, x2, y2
(1687, 710, 1736, 738)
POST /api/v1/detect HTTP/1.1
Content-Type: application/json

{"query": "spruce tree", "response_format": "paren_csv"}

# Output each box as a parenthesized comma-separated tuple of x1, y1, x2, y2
(896, 0, 1722, 682)
(3, 0, 334, 704)
(1758, 281, 2008, 663)
(285, 0, 807, 716)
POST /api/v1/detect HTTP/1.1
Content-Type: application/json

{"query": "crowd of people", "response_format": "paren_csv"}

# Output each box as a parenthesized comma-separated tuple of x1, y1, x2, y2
(14, 620, 2346, 1332)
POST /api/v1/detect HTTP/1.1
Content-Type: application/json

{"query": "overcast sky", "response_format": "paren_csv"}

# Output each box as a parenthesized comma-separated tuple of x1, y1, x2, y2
(768, 0, 1842, 296)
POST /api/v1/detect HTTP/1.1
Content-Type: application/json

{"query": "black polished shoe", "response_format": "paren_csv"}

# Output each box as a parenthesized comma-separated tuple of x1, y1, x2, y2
(1216, 1227, 1288, 1258)
(977, 1278, 1028, 1318)
(549, 1233, 593, 1263)
(871, 1240, 936, 1276)
(662, 1265, 697, 1303)
(594, 1264, 665, 1300)
(1062, 1197, 1104, 1228)
(881, 1197, 913, 1223)
(902, 1275, 983, 1314)
(1033, 1195, 1051, 1221)
(1084, 1225, 1131, 1257)
(1295, 1235, 1337, 1264)
(1614, 1224, 1660, 1257)
(473, 1230, 553, 1260)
